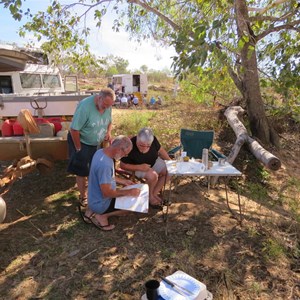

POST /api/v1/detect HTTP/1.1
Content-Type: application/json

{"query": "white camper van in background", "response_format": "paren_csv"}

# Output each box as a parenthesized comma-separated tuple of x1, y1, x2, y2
(112, 74, 147, 95)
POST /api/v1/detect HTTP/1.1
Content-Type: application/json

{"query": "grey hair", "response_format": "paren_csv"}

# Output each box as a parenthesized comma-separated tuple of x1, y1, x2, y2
(137, 127, 154, 144)
(99, 87, 116, 101)
(111, 135, 132, 150)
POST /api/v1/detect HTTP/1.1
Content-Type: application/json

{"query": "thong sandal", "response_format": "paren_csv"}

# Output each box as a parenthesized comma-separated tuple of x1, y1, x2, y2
(78, 204, 92, 224)
(149, 203, 163, 210)
(79, 197, 88, 207)
(89, 215, 115, 231)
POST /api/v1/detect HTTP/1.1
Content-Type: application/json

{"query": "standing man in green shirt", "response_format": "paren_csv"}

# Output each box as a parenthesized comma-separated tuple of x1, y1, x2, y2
(67, 88, 115, 207)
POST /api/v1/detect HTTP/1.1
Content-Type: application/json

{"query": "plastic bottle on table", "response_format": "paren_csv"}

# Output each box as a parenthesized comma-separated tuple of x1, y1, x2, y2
(202, 148, 209, 170)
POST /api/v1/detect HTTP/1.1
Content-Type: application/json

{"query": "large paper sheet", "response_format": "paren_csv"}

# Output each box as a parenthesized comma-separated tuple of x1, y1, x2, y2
(115, 183, 149, 213)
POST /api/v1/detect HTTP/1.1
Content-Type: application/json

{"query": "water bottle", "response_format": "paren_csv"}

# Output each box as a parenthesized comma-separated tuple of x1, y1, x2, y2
(202, 148, 208, 170)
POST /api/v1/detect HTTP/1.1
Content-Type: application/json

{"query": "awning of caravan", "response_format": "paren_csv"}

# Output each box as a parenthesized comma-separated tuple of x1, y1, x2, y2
(0, 48, 37, 72)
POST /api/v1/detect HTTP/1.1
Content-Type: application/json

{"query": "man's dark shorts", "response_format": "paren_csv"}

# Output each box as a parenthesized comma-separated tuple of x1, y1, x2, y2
(67, 133, 97, 177)
(104, 198, 119, 214)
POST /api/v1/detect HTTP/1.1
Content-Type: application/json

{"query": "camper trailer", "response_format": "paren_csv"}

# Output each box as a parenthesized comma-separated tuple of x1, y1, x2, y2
(112, 74, 147, 95)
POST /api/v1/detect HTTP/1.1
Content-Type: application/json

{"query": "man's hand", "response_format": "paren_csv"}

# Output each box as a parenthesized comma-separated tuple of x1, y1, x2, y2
(126, 188, 141, 197)
(104, 132, 111, 142)
(120, 179, 135, 186)
(139, 164, 151, 172)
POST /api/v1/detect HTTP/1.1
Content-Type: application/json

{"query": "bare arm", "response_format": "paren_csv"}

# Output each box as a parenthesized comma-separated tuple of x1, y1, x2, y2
(116, 177, 135, 186)
(158, 147, 171, 160)
(120, 161, 151, 172)
(70, 128, 81, 151)
(100, 183, 140, 198)
(105, 122, 112, 141)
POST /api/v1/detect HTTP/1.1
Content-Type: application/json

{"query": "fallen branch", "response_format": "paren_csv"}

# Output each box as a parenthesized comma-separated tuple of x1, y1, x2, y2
(16, 208, 44, 235)
(247, 136, 281, 170)
(81, 248, 97, 260)
(224, 106, 281, 170)
(211, 106, 281, 186)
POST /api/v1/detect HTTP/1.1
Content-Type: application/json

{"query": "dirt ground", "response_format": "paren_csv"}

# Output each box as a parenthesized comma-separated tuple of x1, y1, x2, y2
(0, 104, 300, 300)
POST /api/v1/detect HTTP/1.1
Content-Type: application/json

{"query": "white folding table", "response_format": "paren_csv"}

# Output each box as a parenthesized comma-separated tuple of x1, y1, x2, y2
(163, 160, 242, 234)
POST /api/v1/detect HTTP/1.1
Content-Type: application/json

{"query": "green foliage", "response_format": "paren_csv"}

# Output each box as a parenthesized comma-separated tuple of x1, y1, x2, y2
(244, 182, 269, 204)
(80, 84, 95, 90)
(140, 64, 148, 73)
(147, 70, 170, 83)
(266, 97, 300, 123)
(277, 177, 300, 222)
(101, 54, 129, 76)
(179, 68, 238, 106)
(114, 111, 157, 136)
(262, 238, 285, 260)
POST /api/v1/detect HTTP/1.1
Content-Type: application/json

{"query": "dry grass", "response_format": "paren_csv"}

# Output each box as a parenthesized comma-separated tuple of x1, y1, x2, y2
(0, 95, 300, 299)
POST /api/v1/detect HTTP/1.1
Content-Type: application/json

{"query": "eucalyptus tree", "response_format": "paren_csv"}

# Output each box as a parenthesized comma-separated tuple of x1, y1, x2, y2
(2, 0, 300, 146)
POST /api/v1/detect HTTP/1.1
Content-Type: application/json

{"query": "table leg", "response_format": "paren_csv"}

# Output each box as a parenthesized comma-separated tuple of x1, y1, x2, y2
(163, 178, 174, 236)
(224, 177, 243, 225)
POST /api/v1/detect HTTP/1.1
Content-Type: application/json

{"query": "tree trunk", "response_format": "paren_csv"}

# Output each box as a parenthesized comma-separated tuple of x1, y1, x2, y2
(234, 0, 280, 148)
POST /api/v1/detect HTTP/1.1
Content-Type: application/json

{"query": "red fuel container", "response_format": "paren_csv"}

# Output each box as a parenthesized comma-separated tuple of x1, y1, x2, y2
(2, 119, 15, 137)
(47, 117, 62, 134)
(13, 121, 24, 136)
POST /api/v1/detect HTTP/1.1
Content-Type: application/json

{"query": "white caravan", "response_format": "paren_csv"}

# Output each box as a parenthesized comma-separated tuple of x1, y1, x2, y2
(112, 74, 147, 95)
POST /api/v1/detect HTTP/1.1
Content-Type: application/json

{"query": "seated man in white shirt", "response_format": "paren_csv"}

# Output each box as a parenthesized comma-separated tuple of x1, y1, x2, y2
(120, 94, 128, 108)
(120, 127, 171, 207)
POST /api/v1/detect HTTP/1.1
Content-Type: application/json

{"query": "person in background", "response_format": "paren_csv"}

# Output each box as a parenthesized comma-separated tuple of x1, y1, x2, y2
(149, 96, 156, 106)
(120, 93, 128, 108)
(157, 96, 162, 105)
(67, 88, 114, 207)
(133, 95, 139, 108)
(114, 93, 121, 108)
(120, 127, 171, 207)
(142, 94, 148, 108)
(81, 136, 141, 231)
(149, 96, 156, 108)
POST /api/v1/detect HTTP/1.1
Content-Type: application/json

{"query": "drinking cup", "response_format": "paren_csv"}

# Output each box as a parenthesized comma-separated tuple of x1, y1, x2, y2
(145, 279, 160, 300)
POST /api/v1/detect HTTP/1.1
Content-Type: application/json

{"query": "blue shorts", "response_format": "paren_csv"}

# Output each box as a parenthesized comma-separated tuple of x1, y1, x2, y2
(67, 132, 97, 177)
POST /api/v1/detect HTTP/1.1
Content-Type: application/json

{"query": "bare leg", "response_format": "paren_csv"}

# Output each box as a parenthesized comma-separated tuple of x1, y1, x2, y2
(144, 170, 160, 205)
(93, 210, 129, 230)
(153, 169, 169, 201)
(76, 176, 88, 199)
(153, 169, 170, 199)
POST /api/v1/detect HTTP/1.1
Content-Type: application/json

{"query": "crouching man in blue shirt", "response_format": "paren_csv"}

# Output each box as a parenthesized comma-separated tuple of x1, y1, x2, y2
(81, 136, 140, 231)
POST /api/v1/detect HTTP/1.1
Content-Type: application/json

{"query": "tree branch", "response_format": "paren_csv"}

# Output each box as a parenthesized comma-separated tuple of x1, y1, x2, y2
(256, 20, 300, 41)
(62, 0, 112, 20)
(127, 0, 181, 31)
(250, 8, 299, 23)
(248, 0, 290, 15)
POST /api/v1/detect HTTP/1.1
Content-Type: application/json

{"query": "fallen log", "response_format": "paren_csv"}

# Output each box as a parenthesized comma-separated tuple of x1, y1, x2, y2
(211, 106, 281, 186)
(224, 106, 281, 170)
(247, 136, 281, 171)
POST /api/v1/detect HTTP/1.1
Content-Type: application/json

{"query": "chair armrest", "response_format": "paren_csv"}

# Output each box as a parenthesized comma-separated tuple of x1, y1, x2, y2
(210, 148, 226, 160)
(168, 145, 182, 159)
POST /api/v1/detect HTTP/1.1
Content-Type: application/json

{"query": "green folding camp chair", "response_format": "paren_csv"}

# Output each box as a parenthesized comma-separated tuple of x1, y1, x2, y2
(165, 128, 226, 200)
(168, 129, 225, 160)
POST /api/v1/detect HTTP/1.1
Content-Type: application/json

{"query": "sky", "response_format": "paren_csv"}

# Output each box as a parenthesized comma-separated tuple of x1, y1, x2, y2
(0, 1, 176, 71)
